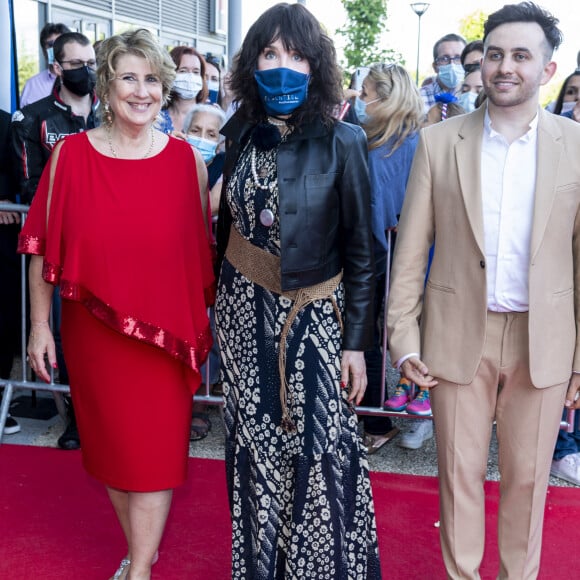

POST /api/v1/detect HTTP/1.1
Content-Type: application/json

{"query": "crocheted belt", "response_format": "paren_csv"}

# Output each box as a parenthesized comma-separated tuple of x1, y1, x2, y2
(225, 225, 343, 432)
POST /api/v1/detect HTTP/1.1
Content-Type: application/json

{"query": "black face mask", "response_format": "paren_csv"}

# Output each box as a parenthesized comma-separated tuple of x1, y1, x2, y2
(60, 66, 96, 96)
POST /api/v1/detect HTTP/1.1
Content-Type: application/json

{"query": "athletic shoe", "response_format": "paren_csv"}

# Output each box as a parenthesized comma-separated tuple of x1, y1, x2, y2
(550, 453, 580, 485)
(406, 388, 432, 416)
(384, 378, 412, 411)
(398, 419, 433, 450)
(3, 415, 21, 435)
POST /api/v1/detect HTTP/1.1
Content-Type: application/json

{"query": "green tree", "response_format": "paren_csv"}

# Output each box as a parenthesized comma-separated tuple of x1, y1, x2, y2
(337, 0, 403, 72)
(17, 52, 38, 96)
(459, 10, 487, 42)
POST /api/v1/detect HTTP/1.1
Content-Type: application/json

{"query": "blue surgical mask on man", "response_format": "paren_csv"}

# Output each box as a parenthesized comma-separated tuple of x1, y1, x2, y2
(353, 96, 380, 124)
(187, 135, 218, 164)
(47, 47, 55, 65)
(438, 64, 465, 90)
(254, 67, 310, 116)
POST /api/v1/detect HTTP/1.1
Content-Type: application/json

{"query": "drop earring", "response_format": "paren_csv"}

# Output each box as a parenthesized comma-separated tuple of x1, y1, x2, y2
(103, 101, 113, 126)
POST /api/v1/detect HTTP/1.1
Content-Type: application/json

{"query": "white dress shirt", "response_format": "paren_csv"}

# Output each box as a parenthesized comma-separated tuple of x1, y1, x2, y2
(481, 109, 538, 312)
(396, 109, 540, 370)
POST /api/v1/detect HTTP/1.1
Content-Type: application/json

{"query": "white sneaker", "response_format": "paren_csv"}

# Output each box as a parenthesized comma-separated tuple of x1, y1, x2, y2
(3, 414, 21, 435)
(398, 419, 433, 450)
(550, 453, 580, 485)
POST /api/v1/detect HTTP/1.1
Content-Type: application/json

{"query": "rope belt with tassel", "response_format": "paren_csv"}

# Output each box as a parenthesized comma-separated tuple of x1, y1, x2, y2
(225, 225, 343, 432)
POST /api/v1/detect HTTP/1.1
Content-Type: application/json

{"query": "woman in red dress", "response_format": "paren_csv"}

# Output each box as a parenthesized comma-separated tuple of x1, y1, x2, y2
(19, 29, 214, 580)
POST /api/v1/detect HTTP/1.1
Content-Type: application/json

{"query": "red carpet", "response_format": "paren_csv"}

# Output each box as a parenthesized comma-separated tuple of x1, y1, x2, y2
(1, 445, 580, 579)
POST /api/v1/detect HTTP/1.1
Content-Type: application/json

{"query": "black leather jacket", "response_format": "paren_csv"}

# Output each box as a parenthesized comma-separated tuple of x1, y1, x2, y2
(217, 113, 375, 351)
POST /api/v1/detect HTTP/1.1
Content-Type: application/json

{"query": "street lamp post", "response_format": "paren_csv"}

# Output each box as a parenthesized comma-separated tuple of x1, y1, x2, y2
(410, 3, 430, 85)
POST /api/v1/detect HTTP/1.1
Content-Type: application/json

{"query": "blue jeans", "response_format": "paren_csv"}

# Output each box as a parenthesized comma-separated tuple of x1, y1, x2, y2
(553, 408, 580, 460)
(361, 271, 394, 435)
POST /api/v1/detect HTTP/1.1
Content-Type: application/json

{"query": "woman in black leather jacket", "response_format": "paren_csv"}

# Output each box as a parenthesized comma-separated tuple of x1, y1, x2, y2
(214, 4, 381, 578)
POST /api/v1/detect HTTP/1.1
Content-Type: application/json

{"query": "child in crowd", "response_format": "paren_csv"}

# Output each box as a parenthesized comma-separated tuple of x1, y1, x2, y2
(424, 92, 466, 126)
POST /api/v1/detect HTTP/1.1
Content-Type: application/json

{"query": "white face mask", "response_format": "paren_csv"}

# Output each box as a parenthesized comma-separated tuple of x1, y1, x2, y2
(173, 72, 203, 100)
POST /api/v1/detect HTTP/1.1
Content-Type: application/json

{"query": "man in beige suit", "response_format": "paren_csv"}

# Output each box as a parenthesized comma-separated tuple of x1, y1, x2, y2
(387, 2, 580, 578)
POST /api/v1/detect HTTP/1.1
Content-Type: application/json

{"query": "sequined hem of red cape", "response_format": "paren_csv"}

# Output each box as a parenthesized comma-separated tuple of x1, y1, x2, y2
(44, 262, 212, 390)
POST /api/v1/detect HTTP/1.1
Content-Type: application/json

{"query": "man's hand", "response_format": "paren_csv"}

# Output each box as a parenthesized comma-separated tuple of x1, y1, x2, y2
(564, 373, 580, 409)
(401, 357, 438, 389)
(0, 200, 21, 225)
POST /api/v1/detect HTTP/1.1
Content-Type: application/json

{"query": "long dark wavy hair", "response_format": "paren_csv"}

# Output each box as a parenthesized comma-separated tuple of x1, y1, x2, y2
(229, 2, 343, 127)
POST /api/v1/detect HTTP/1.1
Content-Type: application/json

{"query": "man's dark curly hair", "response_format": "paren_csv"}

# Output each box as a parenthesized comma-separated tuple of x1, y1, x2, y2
(229, 2, 343, 127)
(483, 2, 562, 59)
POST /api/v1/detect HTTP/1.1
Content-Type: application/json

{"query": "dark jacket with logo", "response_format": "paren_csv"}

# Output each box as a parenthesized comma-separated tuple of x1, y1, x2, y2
(11, 85, 99, 204)
(217, 113, 375, 351)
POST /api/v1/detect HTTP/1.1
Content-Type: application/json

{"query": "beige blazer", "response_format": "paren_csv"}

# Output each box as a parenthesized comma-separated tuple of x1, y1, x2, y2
(387, 105, 580, 388)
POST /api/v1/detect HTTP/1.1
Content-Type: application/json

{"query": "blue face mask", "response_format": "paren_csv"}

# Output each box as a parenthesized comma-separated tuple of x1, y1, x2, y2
(353, 96, 380, 124)
(187, 135, 218, 164)
(437, 63, 465, 90)
(254, 67, 310, 115)
(47, 47, 55, 65)
(207, 80, 220, 104)
(458, 91, 478, 113)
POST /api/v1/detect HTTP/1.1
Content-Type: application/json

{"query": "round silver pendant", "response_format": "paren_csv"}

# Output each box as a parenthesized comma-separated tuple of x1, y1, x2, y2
(259, 208, 275, 227)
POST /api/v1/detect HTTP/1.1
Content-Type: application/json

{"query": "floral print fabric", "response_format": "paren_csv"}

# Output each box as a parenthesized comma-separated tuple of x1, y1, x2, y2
(215, 139, 381, 579)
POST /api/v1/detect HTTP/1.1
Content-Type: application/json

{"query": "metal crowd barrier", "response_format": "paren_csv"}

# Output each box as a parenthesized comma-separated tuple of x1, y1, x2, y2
(0, 205, 574, 445)
(355, 229, 576, 434)
(0, 202, 220, 445)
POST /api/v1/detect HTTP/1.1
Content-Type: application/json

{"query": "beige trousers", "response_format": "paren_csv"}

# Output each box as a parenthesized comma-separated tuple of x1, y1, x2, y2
(430, 311, 567, 580)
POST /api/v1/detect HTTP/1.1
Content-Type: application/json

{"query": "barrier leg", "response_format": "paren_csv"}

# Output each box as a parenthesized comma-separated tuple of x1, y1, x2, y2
(379, 230, 392, 405)
(561, 408, 575, 433)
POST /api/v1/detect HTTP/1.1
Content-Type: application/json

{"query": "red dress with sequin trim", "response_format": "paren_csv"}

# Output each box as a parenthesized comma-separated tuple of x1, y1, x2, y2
(18, 132, 214, 491)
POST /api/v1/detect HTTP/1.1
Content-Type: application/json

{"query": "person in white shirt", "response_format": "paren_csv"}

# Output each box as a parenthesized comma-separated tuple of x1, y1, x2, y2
(387, 2, 580, 578)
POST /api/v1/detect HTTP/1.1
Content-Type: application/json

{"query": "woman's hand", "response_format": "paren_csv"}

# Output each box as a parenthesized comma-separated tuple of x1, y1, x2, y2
(27, 321, 56, 383)
(341, 350, 367, 405)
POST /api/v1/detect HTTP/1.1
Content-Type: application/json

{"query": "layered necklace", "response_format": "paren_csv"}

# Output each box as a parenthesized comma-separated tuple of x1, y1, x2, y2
(250, 117, 290, 193)
(106, 125, 155, 159)
(251, 145, 277, 193)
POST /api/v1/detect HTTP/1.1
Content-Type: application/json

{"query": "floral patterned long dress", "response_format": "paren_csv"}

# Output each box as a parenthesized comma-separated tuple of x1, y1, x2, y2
(215, 138, 382, 579)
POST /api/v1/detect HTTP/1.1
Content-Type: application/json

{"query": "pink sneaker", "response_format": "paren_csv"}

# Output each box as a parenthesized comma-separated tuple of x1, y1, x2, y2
(406, 389, 432, 416)
(384, 379, 411, 411)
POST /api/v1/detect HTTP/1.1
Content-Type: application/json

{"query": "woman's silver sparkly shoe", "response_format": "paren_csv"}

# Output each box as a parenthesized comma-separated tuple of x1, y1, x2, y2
(111, 557, 131, 580)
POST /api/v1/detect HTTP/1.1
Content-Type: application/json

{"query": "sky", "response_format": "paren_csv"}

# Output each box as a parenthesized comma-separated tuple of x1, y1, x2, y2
(242, 0, 580, 91)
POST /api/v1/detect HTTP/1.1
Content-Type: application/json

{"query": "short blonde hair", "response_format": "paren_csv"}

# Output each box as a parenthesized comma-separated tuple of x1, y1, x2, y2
(363, 63, 424, 154)
(96, 29, 175, 120)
